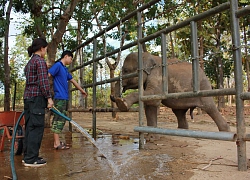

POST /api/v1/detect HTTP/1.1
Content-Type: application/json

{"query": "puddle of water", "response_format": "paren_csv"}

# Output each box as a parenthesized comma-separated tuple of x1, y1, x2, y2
(51, 109, 172, 179)
(70, 120, 119, 176)
(94, 134, 172, 180)
(69, 126, 173, 179)
(1, 127, 172, 180)
(93, 134, 139, 179)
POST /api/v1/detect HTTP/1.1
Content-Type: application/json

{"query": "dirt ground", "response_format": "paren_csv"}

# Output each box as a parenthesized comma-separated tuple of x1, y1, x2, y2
(1, 105, 250, 179)
(72, 105, 250, 180)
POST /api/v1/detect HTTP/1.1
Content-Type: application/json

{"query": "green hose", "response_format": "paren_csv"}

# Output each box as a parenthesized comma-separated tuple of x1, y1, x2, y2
(50, 108, 71, 122)
(10, 109, 67, 180)
(10, 108, 71, 180)
(10, 108, 101, 179)
(10, 111, 25, 180)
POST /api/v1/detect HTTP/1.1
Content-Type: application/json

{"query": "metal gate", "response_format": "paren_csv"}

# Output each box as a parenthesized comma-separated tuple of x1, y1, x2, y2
(70, 0, 250, 171)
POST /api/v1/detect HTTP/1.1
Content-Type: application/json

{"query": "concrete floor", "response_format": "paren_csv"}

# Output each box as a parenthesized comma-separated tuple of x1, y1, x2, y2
(0, 126, 171, 180)
(0, 128, 113, 180)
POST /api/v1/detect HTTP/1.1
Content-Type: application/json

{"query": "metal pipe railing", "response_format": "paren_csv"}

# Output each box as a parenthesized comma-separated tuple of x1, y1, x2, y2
(236, 6, 250, 18)
(134, 126, 237, 141)
(141, 88, 236, 101)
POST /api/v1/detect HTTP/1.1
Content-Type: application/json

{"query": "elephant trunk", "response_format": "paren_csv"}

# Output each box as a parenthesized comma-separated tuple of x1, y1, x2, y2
(110, 81, 122, 103)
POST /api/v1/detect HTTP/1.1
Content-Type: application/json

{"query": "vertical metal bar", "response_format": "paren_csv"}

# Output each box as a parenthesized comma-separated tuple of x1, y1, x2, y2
(230, 0, 247, 171)
(161, 33, 168, 93)
(190, 21, 200, 92)
(68, 72, 72, 132)
(92, 39, 97, 139)
(12, 82, 16, 111)
(137, 10, 144, 149)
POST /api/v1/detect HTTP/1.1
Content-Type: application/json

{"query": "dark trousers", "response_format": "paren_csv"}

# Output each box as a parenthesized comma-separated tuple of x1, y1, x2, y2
(23, 96, 46, 163)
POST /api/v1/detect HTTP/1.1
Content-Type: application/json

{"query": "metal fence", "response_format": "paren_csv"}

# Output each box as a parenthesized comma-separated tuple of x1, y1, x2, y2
(69, 0, 250, 171)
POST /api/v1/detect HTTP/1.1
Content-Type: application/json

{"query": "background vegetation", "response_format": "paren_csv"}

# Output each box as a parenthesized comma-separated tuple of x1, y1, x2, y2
(0, 0, 249, 111)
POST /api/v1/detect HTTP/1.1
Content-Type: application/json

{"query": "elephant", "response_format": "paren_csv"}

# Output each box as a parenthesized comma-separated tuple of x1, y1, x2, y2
(110, 52, 230, 132)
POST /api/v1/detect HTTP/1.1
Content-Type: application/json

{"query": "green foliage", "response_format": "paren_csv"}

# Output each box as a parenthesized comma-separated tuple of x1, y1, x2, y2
(1, 0, 248, 108)
(239, 0, 250, 5)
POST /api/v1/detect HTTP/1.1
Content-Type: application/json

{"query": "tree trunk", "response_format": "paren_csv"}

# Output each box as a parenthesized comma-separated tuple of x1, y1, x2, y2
(43, 0, 80, 127)
(3, 0, 13, 111)
(169, 32, 175, 58)
(110, 69, 117, 118)
(243, 23, 250, 92)
(199, 36, 204, 70)
(217, 55, 225, 109)
(216, 26, 225, 110)
(247, 56, 250, 92)
(76, 20, 85, 107)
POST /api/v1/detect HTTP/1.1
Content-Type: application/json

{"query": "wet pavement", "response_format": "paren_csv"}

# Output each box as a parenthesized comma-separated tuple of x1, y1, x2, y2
(0, 127, 172, 180)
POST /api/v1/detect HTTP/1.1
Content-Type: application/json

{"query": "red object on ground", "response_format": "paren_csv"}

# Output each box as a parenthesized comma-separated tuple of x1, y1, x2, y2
(0, 111, 25, 152)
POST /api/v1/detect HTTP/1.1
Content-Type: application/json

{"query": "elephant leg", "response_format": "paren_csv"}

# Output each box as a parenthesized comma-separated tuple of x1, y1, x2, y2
(199, 97, 230, 132)
(145, 105, 158, 127)
(172, 109, 189, 129)
(201, 104, 230, 132)
(144, 105, 160, 142)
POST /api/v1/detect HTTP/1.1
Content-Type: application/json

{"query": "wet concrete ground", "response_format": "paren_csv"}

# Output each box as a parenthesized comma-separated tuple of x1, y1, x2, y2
(0, 128, 172, 180)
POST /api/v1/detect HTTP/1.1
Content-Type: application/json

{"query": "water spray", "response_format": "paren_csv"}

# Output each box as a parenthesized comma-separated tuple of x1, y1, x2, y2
(49, 107, 99, 149)
(50, 107, 118, 174)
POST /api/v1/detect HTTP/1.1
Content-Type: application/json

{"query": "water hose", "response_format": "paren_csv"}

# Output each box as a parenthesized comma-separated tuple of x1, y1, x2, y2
(10, 111, 25, 180)
(10, 108, 115, 179)
(49, 107, 98, 148)
(10, 108, 95, 180)
(50, 107, 118, 173)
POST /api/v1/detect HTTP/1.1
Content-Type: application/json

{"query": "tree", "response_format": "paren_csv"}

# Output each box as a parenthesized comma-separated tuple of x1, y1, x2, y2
(0, 40, 4, 87)
(11, 0, 80, 125)
(1, 0, 248, 113)
(9, 35, 31, 107)
(3, 0, 13, 111)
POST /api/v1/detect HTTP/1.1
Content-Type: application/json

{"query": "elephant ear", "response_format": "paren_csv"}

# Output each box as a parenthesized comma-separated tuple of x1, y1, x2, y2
(143, 53, 156, 75)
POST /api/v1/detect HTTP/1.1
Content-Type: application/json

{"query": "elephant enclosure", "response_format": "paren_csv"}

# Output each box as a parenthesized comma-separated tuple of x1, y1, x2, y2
(1, 106, 250, 179)
(72, 105, 250, 179)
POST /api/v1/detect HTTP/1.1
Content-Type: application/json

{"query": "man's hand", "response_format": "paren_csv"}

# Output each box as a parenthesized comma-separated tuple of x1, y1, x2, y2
(81, 91, 88, 97)
(47, 98, 54, 109)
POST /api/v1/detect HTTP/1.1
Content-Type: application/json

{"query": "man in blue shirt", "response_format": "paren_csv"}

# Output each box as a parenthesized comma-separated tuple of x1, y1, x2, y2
(49, 50, 87, 150)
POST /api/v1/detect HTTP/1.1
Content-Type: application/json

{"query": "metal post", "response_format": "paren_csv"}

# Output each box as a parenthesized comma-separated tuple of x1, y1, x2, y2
(230, 0, 247, 171)
(161, 33, 168, 93)
(190, 21, 199, 92)
(92, 39, 97, 139)
(137, 11, 144, 149)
